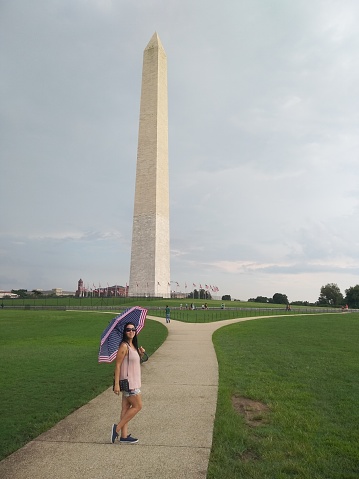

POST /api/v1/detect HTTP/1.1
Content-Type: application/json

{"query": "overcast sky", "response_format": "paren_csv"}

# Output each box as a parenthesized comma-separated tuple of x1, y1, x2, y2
(1, 0, 359, 302)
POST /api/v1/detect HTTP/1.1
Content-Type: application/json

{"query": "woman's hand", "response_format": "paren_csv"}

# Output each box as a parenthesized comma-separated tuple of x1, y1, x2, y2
(139, 346, 145, 355)
(113, 386, 120, 395)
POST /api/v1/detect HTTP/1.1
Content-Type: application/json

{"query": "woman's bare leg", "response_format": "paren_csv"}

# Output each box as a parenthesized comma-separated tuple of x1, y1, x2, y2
(115, 394, 142, 435)
(120, 395, 130, 438)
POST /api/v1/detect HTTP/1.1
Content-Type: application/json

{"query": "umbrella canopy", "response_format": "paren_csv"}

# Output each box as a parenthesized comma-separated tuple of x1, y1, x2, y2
(98, 306, 147, 363)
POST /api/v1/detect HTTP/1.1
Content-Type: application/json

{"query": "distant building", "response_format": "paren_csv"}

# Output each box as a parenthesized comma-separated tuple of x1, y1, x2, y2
(0, 291, 19, 299)
(39, 289, 75, 296)
(76, 279, 85, 297)
(52, 288, 63, 296)
(170, 291, 187, 299)
(75, 279, 128, 297)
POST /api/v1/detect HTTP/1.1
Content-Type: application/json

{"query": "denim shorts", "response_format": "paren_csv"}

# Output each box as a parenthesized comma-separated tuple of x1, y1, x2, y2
(123, 388, 141, 397)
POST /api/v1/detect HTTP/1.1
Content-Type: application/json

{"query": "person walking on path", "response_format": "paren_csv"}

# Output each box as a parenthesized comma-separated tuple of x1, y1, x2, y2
(111, 322, 145, 444)
(165, 305, 171, 323)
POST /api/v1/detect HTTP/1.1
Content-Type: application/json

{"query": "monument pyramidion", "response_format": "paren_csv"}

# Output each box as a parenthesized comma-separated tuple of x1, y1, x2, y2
(128, 33, 170, 298)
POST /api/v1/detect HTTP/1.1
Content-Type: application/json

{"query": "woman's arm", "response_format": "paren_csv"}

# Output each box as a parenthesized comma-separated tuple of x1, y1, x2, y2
(113, 342, 128, 395)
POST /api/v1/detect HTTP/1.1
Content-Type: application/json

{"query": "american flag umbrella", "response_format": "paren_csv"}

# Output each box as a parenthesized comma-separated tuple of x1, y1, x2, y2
(98, 306, 148, 363)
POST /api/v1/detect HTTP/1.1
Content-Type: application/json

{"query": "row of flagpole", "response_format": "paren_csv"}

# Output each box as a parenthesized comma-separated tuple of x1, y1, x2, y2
(161, 282, 220, 293)
(78, 281, 219, 297)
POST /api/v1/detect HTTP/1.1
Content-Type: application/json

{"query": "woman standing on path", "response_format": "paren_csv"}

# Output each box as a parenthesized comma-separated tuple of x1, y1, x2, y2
(111, 322, 145, 444)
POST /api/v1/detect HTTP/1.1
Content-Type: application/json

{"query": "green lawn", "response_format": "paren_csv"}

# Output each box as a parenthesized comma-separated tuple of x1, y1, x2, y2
(2, 309, 358, 478)
(150, 307, 300, 322)
(0, 310, 167, 460)
(2, 295, 339, 313)
(208, 313, 359, 479)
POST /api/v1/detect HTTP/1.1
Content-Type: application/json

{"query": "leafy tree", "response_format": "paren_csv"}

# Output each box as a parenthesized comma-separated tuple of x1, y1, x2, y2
(344, 285, 359, 308)
(32, 289, 43, 297)
(222, 294, 231, 301)
(198, 289, 212, 300)
(256, 296, 269, 303)
(248, 296, 273, 303)
(318, 283, 343, 306)
(272, 293, 288, 305)
(188, 289, 199, 299)
(11, 289, 28, 299)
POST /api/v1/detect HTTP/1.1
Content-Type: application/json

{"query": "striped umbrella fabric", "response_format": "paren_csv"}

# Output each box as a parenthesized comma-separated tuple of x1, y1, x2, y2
(98, 306, 147, 363)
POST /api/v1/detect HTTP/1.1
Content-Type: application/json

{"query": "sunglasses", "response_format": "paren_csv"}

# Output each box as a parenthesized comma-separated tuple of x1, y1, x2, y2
(125, 328, 136, 332)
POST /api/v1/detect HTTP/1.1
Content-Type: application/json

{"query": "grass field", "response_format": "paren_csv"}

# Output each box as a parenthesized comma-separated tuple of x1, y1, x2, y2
(0, 310, 167, 460)
(150, 307, 300, 322)
(1, 310, 358, 478)
(1, 295, 340, 313)
(208, 313, 359, 479)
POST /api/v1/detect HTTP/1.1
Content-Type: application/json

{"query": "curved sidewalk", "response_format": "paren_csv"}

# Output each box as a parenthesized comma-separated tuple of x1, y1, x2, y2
(0, 315, 264, 479)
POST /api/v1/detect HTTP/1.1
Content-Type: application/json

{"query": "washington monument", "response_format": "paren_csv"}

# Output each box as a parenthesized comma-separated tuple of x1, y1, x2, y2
(128, 33, 170, 297)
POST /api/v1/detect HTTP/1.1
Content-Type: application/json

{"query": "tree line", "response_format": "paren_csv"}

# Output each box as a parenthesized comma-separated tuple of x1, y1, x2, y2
(246, 283, 359, 308)
(8, 284, 359, 309)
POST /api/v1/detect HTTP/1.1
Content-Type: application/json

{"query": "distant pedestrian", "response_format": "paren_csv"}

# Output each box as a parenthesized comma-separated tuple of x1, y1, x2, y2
(165, 305, 170, 323)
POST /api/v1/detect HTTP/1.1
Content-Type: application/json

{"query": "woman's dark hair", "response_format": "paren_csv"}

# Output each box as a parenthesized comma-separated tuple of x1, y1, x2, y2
(122, 322, 140, 354)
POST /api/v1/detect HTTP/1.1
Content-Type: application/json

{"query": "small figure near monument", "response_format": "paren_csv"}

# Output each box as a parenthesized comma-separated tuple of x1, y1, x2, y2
(165, 305, 171, 323)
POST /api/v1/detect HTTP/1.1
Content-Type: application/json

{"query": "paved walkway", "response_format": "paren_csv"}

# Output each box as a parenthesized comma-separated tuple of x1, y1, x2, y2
(0, 315, 265, 479)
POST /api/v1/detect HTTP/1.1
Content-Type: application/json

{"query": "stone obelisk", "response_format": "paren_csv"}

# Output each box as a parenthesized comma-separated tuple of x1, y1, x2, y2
(129, 33, 170, 298)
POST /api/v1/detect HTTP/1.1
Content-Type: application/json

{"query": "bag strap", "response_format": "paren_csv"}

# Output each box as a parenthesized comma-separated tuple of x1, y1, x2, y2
(124, 342, 130, 378)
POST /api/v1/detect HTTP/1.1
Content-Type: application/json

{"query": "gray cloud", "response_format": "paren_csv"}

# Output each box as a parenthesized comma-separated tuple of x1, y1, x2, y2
(1, 0, 359, 301)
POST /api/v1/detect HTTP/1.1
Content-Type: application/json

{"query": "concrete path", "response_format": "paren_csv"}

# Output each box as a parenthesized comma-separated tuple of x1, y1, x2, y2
(0, 315, 265, 479)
